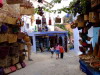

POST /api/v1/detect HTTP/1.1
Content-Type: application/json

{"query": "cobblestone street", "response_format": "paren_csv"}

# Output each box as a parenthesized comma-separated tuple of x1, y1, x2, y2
(10, 50, 86, 75)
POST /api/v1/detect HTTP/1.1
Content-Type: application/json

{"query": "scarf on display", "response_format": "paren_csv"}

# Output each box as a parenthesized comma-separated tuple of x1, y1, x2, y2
(42, 16, 46, 25)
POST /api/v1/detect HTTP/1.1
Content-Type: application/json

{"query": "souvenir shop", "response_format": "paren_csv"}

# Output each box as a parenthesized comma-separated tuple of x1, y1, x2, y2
(0, 0, 34, 75)
(28, 31, 68, 52)
(71, 0, 100, 75)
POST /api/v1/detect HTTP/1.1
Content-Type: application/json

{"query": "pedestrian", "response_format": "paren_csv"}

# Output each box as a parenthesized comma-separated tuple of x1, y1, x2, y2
(39, 43, 44, 52)
(23, 34, 33, 61)
(59, 45, 64, 59)
(55, 43, 60, 59)
(50, 46, 54, 58)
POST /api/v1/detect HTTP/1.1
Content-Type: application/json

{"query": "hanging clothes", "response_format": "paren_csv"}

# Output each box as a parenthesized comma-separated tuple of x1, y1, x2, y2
(36, 17, 41, 24)
(42, 16, 46, 25)
(49, 17, 52, 25)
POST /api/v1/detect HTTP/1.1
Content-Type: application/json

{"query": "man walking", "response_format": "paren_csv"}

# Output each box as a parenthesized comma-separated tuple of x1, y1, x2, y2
(59, 45, 64, 59)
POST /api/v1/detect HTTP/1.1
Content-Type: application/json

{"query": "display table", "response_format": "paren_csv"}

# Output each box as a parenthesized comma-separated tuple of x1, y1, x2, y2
(79, 59, 100, 75)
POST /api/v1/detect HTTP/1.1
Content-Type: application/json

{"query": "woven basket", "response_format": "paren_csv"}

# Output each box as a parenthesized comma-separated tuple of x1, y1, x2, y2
(89, 12, 99, 23)
(91, 0, 98, 7)
(84, 14, 89, 21)
(77, 15, 85, 27)
(20, 7, 34, 15)
(6, 0, 24, 4)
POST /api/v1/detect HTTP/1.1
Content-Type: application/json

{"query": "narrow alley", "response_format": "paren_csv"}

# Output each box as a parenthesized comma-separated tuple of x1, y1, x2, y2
(10, 51, 85, 75)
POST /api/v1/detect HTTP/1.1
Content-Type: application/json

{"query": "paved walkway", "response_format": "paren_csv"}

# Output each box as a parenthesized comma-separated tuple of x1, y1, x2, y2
(10, 50, 86, 75)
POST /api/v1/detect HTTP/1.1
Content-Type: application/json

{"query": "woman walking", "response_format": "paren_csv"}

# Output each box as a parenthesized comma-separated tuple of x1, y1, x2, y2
(50, 46, 54, 58)
(55, 44, 60, 59)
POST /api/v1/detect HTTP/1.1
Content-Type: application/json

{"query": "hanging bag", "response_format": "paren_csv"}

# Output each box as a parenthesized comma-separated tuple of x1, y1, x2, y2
(55, 15, 61, 23)
(36, 18, 41, 24)
(6, 0, 24, 4)
(48, 17, 52, 25)
(0, 0, 3, 8)
(55, 17, 61, 23)
(42, 16, 46, 25)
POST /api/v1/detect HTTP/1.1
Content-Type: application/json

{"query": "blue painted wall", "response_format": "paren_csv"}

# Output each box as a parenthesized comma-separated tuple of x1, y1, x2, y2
(93, 27, 100, 48)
